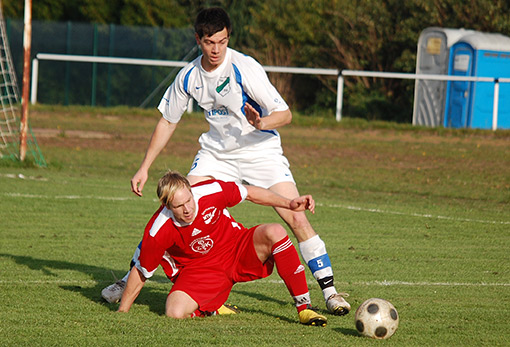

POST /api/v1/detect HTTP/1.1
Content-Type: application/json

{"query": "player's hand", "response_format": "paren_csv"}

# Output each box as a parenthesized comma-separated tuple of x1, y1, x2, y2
(289, 195, 315, 214)
(131, 169, 148, 197)
(244, 103, 263, 130)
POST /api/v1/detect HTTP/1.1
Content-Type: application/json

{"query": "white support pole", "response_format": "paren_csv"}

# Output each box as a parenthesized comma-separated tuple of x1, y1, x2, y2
(492, 79, 499, 131)
(336, 75, 344, 122)
(30, 58, 38, 104)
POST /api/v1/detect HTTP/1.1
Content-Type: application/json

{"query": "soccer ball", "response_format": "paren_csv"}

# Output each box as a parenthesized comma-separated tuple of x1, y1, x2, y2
(355, 298, 399, 339)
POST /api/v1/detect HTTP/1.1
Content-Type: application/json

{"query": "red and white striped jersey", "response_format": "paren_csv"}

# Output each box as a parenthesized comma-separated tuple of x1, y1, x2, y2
(136, 179, 248, 280)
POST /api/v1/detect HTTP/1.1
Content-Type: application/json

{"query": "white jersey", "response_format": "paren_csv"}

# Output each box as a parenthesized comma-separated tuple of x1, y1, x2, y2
(158, 48, 289, 154)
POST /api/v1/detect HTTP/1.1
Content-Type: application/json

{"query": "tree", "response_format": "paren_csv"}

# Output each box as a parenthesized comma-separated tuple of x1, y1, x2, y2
(237, 1, 322, 108)
(4, 0, 510, 120)
(118, 0, 188, 27)
(2, 0, 190, 28)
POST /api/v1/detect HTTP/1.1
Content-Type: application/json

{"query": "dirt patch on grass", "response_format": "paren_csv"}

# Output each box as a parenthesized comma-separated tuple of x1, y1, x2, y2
(33, 128, 113, 139)
(29, 107, 510, 173)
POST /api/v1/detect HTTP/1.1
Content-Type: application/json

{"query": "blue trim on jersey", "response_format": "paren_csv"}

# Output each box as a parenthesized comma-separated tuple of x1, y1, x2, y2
(232, 63, 277, 136)
(233, 63, 243, 86)
(307, 254, 332, 274)
(183, 66, 195, 94)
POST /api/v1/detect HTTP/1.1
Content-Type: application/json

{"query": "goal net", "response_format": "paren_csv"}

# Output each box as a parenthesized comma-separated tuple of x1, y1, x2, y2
(0, 2, 45, 166)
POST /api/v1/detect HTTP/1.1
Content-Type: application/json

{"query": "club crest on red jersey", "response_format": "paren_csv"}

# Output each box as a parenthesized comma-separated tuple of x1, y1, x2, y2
(190, 235, 214, 254)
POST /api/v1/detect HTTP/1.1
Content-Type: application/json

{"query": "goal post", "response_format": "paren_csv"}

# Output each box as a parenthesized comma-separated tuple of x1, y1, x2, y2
(0, 0, 45, 166)
(19, 0, 31, 161)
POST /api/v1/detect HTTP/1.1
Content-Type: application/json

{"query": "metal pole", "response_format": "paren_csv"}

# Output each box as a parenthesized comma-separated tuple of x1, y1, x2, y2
(30, 58, 38, 104)
(336, 74, 344, 122)
(65, 21, 71, 105)
(492, 79, 499, 131)
(106, 24, 115, 107)
(20, 0, 32, 161)
(91, 24, 98, 106)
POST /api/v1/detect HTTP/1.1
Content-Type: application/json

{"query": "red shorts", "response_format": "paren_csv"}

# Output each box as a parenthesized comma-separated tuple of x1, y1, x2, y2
(169, 226, 274, 312)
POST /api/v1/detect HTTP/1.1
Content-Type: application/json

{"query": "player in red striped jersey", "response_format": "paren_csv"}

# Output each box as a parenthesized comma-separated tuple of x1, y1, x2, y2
(118, 170, 327, 326)
(105, 7, 351, 317)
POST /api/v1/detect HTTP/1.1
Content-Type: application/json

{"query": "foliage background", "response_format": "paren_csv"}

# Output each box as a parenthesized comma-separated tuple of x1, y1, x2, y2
(3, 0, 510, 121)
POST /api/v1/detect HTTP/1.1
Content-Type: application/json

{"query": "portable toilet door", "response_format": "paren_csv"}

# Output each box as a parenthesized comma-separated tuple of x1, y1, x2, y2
(445, 32, 510, 129)
(465, 33, 510, 129)
(444, 43, 474, 128)
(413, 27, 476, 127)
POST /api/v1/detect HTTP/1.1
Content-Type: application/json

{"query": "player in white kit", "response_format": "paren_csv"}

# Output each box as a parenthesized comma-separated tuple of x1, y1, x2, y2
(102, 7, 350, 316)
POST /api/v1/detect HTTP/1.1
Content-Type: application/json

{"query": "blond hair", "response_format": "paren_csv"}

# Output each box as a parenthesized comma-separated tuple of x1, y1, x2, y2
(157, 170, 191, 208)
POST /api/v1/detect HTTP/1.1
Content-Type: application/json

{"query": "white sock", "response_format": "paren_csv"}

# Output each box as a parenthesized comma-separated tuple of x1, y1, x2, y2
(122, 242, 142, 282)
(299, 235, 337, 300)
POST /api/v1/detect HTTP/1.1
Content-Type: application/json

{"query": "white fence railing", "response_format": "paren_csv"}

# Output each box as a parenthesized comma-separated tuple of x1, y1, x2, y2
(31, 54, 509, 130)
(339, 70, 510, 130)
(30, 53, 341, 116)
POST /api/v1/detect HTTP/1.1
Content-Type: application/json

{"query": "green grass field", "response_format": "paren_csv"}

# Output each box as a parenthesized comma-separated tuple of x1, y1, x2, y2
(1, 105, 509, 346)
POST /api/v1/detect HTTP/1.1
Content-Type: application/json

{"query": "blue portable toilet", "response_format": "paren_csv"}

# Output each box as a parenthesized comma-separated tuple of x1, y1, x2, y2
(444, 32, 510, 129)
(413, 27, 476, 127)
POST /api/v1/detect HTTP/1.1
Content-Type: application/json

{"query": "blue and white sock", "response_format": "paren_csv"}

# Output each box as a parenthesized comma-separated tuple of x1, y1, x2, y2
(299, 235, 337, 300)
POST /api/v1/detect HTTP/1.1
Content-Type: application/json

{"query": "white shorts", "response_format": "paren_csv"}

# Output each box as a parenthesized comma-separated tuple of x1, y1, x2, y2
(188, 148, 295, 189)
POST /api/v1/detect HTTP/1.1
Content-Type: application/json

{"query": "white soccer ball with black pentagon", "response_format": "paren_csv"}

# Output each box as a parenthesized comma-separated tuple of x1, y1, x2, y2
(355, 298, 399, 339)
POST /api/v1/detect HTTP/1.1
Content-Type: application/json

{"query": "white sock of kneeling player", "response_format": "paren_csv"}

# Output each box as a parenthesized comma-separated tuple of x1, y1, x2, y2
(298, 234, 337, 301)
(121, 241, 142, 283)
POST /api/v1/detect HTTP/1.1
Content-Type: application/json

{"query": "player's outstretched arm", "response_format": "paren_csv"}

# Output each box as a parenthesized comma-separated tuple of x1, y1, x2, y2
(131, 118, 178, 196)
(245, 185, 315, 214)
(117, 266, 147, 312)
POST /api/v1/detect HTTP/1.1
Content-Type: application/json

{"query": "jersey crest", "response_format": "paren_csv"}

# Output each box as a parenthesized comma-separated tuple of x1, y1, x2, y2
(190, 235, 214, 254)
(216, 76, 231, 96)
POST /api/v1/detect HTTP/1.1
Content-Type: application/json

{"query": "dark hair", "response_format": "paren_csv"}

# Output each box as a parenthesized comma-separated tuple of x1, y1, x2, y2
(194, 7, 232, 39)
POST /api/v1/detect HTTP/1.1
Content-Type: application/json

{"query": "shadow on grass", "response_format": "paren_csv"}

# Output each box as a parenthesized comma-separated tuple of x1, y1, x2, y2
(232, 289, 363, 335)
(2, 253, 344, 325)
(0, 253, 169, 315)
(231, 289, 295, 323)
(332, 327, 361, 337)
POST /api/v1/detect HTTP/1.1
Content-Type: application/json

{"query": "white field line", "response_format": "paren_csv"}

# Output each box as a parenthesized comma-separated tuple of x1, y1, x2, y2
(319, 203, 510, 225)
(259, 279, 510, 287)
(0, 279, 509, 287)
(361, 280, 510, 287)
(3, 191, 510, 225)
(3, 192, 138, 202)
(0, 173, 48, 181)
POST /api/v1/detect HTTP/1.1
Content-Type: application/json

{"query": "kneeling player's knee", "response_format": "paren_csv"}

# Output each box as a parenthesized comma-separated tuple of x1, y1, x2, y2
(165, 306, 190, 319)
(265, 224, 288, 243)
